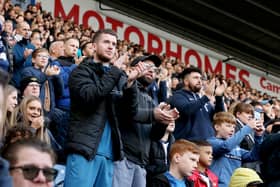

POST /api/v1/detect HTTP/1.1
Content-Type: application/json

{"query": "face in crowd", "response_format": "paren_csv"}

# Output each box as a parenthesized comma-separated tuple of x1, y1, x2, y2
(6, 88, 18, 112)
(23, 82, 40, 98)
(93, 33, 117, 62)
(17, 21, 31, 39)
(184, 72, 202, 93)
(64, 38, 79, 58)
(25, 99, 42, 123)
(198, 145, 213, 168)
(10, 147, 55, 187)
(141, 60, 158, 84)
(176, 151, 199, 177)
(3, 140, 58, 187)
(32, 51, 49, 70)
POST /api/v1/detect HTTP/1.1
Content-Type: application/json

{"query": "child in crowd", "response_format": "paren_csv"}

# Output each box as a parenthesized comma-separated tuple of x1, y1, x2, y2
(207, 112, 264, 187)
(151, 139, 199, 187)
(146, 122, 176, 187)
(188, 140, 218, 187)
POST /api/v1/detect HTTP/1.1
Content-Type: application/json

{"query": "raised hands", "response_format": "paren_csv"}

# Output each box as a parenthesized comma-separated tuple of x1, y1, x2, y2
(245, 117, 265, 136)
(203, 76, 227, 98)
(153, 102, 179, 125)
(30, 116, 44, 130)
(215, 79, 227, 96)
(45, 65, 60, 76)
(204, 78, 216, 98)
(113, 52, 129, 69)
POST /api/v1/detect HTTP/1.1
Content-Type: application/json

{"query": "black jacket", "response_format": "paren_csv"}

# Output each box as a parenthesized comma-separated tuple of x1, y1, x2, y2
(151, 173, 194, 187)
(120, 82, 167, 166)
(260, 133, 280, 185)
(66, 59, 138, 161)
(146, 134, 175, 187)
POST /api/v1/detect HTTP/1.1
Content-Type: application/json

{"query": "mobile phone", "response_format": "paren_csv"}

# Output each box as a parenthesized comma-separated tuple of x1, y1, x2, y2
(254, 111, 261, 120)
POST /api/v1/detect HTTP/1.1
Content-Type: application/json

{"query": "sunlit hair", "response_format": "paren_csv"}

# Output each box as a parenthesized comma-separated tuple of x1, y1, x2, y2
(233, 102, 254, 116)
(228, 101, 241, 114)
(213, 112, 236, 126)
(92, 29, 117, 43)
(169, 139, 199, 161)
(2, 85, 18, 138)
(4, 85, 18, 111)
(31, 48, 49, 59)
(0, 69, 9, 131)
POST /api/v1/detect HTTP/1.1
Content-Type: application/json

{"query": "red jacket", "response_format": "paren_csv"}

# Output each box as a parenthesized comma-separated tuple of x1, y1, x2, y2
(188, 169, 218, 187)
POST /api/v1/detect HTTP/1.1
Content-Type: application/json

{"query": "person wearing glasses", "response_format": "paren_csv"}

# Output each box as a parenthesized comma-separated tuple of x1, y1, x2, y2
(20, 76, 41, 98)
(2, 138, 58, 187)
(20, 48, 64, 143)
(20, 48, 63, 115)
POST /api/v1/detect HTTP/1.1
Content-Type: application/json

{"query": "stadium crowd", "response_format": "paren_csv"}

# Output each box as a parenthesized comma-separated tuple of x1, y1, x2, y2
(0, 1, 280, 187)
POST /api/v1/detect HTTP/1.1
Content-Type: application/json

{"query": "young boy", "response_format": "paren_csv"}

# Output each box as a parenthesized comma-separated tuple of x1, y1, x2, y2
(151, 139, 199, 187)
(207, 112, 264, 187)
(146, 122, 176, 187)
(188, 140, 218, 187)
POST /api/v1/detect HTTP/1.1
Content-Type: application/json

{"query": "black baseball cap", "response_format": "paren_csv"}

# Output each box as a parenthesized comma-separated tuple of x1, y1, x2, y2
(20, 76, 40, 93)
(130, 55, 161, 67)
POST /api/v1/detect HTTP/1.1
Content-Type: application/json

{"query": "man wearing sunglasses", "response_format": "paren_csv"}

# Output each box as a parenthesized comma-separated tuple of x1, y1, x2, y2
(2, 138, 58, 187)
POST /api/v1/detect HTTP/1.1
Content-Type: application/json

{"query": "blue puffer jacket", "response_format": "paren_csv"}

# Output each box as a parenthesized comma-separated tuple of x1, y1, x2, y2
(12, 39, 35, 88)
(51, 56, 77, 111)
(207, 126, 263, 187)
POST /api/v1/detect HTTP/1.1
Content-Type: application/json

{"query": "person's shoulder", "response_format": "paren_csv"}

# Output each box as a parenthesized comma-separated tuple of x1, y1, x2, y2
(207, 136, 221, 143)
(151, 173, 170, 187)
(173, 89, 192, 97)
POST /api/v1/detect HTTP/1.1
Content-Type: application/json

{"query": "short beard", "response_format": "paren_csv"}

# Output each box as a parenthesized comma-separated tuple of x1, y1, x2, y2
(138, 76, 152, 87)
(96, 54, 112, 63)
(189, 84, 201, 93)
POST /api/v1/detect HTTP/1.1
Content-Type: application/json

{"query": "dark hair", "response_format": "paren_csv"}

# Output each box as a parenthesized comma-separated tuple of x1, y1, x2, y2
(2, 138, 56, 166)
(191, 140, 212, 147)
(4, 124, 34, 145)
(31, 29, 41, 38)
(92, 29, 117, 43)
(180, 66, 202, 79)
(0, 69, 9, 87)
(81, 41, 92, 52)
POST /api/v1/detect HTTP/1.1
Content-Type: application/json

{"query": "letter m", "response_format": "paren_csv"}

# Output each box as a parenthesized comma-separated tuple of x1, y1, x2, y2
(54, 0, 79, 24)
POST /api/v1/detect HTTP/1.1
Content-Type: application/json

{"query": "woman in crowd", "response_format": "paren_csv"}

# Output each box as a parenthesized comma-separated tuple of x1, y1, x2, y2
(18, 95, 50, 143)
(0, 85, 18, 145)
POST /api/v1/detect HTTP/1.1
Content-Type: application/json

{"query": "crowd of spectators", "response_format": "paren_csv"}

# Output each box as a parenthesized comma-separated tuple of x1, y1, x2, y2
(0, 0, 280, 187)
